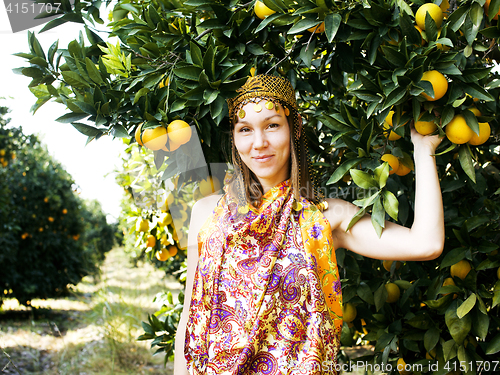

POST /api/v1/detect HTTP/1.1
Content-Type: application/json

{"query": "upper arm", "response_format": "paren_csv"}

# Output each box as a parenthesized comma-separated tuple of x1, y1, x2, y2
(324, 198, 436, 261)
(180, 195, 221, 315)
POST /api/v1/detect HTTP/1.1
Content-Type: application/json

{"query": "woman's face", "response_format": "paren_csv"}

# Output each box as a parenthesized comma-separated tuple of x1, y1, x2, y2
(233, 100, 291, 193)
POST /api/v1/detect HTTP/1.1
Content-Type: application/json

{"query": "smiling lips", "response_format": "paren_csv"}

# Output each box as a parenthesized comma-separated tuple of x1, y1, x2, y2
(253, 155, 274, 162)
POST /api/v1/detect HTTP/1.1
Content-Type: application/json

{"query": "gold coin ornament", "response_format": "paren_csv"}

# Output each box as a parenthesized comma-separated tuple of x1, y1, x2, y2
(265, 101, 274, 110)
(254, 104, 262, 113)
(284, 107, 290, 116)
(275, 106, 280, 113)
(317, 200, 329, 212)
(238, 109, 246, 119)
(293, 200, 303, 211)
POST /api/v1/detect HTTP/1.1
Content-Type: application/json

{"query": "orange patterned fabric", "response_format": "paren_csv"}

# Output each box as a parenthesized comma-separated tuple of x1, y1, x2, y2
(185, 180, 342, 374)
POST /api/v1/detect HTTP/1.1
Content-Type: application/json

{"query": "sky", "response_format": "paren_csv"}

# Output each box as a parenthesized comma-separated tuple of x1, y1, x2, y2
(0, 6, 125, 222)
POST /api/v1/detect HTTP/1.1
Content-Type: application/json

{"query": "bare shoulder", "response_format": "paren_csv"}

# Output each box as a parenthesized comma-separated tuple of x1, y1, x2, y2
(192, 194, 222, 215)
(322, 198, 359, 232)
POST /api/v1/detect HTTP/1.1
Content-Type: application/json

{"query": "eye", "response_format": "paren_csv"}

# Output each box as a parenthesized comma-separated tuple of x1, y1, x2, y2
(238, 127, 251, 133)
(268, 123, 280, 129)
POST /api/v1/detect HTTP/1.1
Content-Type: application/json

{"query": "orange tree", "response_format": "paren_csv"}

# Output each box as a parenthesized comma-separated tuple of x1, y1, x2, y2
(14, 0, 500, 371)
(0, 105, 116, 306)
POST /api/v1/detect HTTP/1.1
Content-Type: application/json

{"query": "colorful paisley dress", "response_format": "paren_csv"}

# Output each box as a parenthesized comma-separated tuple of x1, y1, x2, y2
(185, 180, 343, 375)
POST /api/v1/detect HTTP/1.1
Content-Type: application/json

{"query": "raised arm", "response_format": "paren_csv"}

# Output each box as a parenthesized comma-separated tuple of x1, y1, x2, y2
(328, 129, 444, 261)
(173, 194, 220, 374)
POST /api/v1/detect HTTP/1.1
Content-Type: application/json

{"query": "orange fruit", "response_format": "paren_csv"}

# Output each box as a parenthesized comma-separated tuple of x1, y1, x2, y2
(383, 111, 405, 140)
(468, 107, 481, 117)
(415, 117, 437, 135)
(168, 245, 178, 257)
(445, 115, 473, 144)
(146, 235, 156, 247)
(395, 161, 412, 176)
(397, 358, 412, 375)
(442, 277, 457, 299)
(385, 283, 401, 303)
(308, 22, 325, 33)
(159, 212, 173, 227)
(142, 126, 168, 151)
(426, 348, 437, 359)
(159, 76, 169, 89)
(156, 249, 170, 261)
(381, 154, 400, 175)
(485, 0, 500, 20)
(136, 218, 150, 232)
(162, 139, 181, 152)
(414, 25, 425, 45)
(254, 0, 275, 19)
(383, 260, 401, 271)
(167, 120, 192, 145)
(48, 217, 54, 222)
(416, 3, 443, 30)
(342, 302, 357, 323)
(450, 260, 471, 280)
(199, 176, 222, 196)
(62, 208, 68, 214)
(135, 122, 144, 146)
(421, 70, 448, 101)
(440, 0, 450, 13)
(468, 122, 491, 146)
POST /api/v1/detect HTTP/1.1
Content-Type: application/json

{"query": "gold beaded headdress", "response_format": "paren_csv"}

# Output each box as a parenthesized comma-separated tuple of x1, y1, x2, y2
(227, 74, 325, 212)
(227, 74, 298, 123)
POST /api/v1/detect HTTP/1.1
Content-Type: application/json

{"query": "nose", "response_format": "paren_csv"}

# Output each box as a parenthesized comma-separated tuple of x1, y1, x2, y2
(253, 130, 268, 149)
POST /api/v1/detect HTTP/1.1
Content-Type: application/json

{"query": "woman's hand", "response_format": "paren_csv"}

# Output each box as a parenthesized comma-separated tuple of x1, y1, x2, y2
(410, 127, 443, 155)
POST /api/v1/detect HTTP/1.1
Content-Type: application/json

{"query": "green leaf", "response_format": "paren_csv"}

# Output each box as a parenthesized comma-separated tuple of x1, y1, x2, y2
(462, 109, 479, 136)
(325, 13, 341, 43)
(22, 67, 43, 78)
(174, 66, 203, 81)
(445, 300, 471, 345)
(492, 280, 500, 308)
(61, 71, 91, 88)
(374, 163, 389, 188)
(326, 158, 364, 185)
(85, 58, 104, 85)
(458, 144, 476, 183)
(72, 122, 103, 137)
(424, 328, 440, 352)
(371, 196, 385, 231)
(485, 334, 500, 355)
(353, 190, 380, 209)
(374, 283, 388, 312)
(288, 18, 320, 34)
(447, 5, 468, 31)
(55, 112, 89, 123)
(383, 86, 407, 110)
(440, 247, 466, 269)
(382, 190, 398, 221)
(74, 101, 97, 116)
(350, 169, 378, 189)
(357, 282, 375, 305)
(346, 207, 367, 232)
(457, 293, 476, 318)
(134, 88, 150, 105)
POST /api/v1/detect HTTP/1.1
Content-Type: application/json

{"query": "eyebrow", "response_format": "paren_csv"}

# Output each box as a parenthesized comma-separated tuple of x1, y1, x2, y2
(236, 114, 283, 124)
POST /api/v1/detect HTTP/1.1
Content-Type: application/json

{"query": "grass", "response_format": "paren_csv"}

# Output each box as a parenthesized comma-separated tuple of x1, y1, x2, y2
(0, 247, 181, 374)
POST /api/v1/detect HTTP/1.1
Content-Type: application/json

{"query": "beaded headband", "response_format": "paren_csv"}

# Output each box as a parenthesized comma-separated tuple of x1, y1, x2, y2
(227, 74, 298, 124)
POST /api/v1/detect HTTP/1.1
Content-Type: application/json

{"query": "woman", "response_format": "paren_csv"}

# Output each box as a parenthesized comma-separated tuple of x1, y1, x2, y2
(174, 74, 444, 374)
